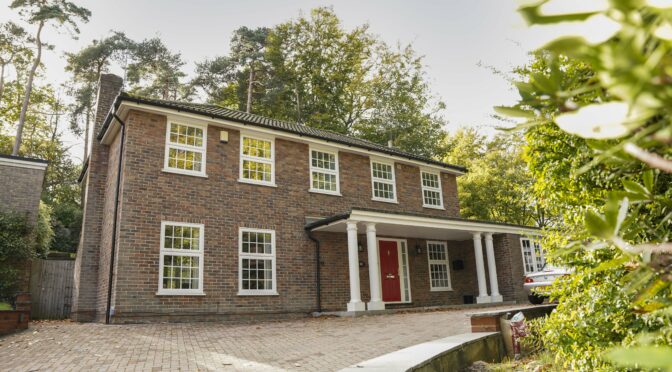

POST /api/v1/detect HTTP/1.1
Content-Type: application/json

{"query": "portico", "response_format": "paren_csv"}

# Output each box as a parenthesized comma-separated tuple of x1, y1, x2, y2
(306, 208, 540, 312)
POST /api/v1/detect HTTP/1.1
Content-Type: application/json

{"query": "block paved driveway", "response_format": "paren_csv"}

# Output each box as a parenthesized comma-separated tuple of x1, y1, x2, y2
(0, 306, 516, 371)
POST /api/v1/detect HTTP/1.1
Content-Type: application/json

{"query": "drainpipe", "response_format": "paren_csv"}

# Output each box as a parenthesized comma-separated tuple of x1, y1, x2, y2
(105, 113, 126, 324)
(307, 230, 322, 313)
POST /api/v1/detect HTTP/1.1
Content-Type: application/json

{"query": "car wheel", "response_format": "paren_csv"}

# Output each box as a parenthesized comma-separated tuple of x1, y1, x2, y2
(528, 294, 545, 305)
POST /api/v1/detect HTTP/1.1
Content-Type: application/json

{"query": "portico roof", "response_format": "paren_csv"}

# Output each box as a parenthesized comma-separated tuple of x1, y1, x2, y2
(305, 208, 541, 240)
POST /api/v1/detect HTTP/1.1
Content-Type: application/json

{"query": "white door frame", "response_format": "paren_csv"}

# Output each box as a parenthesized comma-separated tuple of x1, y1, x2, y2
(377, 238, 412, 304)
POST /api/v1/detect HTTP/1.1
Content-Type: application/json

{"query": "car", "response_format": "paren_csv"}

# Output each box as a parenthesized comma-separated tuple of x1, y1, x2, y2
(523, 264, 571, 304)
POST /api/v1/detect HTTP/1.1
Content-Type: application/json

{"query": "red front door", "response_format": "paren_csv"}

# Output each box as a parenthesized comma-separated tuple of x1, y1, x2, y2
(379, 240, 401, 302)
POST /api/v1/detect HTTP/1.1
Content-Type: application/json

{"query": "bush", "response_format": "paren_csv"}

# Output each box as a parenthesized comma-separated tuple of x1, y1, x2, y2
(0, 202, 52, 302)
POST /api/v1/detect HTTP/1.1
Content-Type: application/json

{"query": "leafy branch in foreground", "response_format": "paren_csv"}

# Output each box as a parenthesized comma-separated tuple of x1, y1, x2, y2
(498, 0, 672, 370)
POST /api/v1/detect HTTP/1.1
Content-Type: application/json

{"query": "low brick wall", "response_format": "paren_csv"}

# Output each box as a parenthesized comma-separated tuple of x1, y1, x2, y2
(0, 293, 31, 336)
(467, 304, 557, 333)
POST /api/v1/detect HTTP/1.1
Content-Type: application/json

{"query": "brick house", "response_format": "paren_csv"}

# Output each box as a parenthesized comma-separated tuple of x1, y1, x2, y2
(72, 74, 543, 323)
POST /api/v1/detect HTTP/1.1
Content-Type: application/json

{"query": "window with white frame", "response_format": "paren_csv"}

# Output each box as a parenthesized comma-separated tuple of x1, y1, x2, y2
(164, 121, 207, 175)
(240, 135, 274, 185)
(158, 222, 204, 295)
(371, 160, 396, 202)
(239, 228, 277, 295)
(427, 241, 452, 290)
(421, 171, 443, 208)
(309, 148, 339, 194)
(520, 238, 545, 273)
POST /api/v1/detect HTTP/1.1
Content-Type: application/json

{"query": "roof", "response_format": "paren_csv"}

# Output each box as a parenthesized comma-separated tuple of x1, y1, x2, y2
(99, 93, 467, 173)
(304, 207, 540, 232)
(0, 153, 49, 164)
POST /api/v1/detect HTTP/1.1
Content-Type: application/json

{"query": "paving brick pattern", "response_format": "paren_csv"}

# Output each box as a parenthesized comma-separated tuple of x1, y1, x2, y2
(0, 306, 516, 371)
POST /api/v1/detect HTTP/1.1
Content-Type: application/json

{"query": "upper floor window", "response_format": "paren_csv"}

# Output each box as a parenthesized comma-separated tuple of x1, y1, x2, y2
(164, 121, 207, 176)
(421, 171, 444, 209)
(371, 160, 397, 202)
(239, 228, 277, 295)
(309, 148, 340, 195)
(158, 221, 205, 295)
(520, 238, 545, 273)
(239, 134, 275, 186)
(427, 241, 451, 291)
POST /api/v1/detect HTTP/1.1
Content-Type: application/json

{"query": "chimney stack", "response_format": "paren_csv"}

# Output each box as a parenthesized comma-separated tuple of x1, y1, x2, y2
(94, 74, 123, 135)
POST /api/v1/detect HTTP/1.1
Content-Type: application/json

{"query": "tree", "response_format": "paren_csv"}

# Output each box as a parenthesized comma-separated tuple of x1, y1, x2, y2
(0, 22, 31, 105)
(192, 56, 238, 107)
(65, 31, 131, 159)
(230, 27, 270, 113)
(126, 37, 191, 100)
(264, 7, 374, 133)
(9, 0, 90, 156)
(443, 128, 542, 226)
(497, 1, 672, 369)
(354, 43, 448, 158)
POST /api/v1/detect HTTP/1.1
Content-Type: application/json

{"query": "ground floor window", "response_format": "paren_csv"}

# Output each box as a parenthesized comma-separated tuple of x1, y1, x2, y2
(239, 228, 277, 295)
(158, 221, 205, 295)
(520, 237, 545, 273)
(427, 241, 452, 291)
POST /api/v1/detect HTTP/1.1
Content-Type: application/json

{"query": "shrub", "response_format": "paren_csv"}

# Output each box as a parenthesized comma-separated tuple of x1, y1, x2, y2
(0, 202, 52, 302)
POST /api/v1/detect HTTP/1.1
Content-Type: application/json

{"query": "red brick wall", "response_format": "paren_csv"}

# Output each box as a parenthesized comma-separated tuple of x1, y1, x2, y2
(71, 74, 122, 322)
(79, 104, 528, 322)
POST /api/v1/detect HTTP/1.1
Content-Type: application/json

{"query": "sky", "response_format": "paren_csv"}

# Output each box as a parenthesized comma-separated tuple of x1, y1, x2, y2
(0, 0, 554, 162)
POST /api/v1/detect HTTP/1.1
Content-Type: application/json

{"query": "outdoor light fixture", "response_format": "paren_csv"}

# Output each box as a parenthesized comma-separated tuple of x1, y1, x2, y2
(358, 243, 364, 252)
(415, 244, 422, 255)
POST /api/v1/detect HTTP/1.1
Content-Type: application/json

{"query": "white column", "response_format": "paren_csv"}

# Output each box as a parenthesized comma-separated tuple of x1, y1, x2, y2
(484, 233, 503, 302)
(472, 232, 490, 303)
(366, 223, 384, 310)
(346, 221, 365, 312)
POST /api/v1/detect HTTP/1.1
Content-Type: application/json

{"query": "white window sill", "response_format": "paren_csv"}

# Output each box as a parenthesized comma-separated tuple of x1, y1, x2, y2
(237, 291, 279, 296)
(237, 179, 277, 187)
(162, 168, 208, 178)
(156, 290, 206, 296)
(372, 197, 398, 204)
(430, 287, 453, 292)
(423, 204, 445, 210)
(309, 189, 342, 196)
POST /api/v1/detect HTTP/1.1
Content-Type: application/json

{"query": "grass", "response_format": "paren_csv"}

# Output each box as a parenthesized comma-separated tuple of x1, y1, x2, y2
(0, 302, 12, 310)
(486, 352, 564, 372)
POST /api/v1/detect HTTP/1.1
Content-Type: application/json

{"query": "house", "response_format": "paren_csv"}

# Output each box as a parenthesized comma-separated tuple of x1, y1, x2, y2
(72, 74, 543, 323)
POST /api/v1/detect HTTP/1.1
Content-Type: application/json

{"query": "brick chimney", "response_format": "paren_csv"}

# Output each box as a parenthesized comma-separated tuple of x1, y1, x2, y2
(94, 74, 123, 135)
(71, 73, 123, 322)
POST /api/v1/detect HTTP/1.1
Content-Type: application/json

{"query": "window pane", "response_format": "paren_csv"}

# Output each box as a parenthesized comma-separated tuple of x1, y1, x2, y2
(373, 181, 395, 200)
(372, 162, 393, 180)
(243, 137, 272, 159)
(161, 254, 200, 290)
(241, 258, 273, 291)
(311, 150, 336, 170)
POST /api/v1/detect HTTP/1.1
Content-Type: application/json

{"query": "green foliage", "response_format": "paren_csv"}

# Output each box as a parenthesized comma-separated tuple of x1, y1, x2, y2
(126, 37, 192, 101)
(498, 1, 672, 370)
(443, 128, 543, 226)
(35, 200, 53, 256)
(0, 210, 35, 302)
(192, 7, 448, 158)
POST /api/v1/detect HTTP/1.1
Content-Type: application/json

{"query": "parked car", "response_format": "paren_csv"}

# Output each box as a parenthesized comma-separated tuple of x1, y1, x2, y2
(523, 264, 571, 304)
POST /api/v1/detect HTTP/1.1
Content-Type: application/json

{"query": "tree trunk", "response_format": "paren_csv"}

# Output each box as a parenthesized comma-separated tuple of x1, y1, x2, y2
(0, 63, 6, 106)
(246, 67, 255, 113)
(13, 21, 44, 156)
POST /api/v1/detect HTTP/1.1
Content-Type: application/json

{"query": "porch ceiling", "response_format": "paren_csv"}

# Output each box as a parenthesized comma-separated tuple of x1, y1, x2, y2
(306, 208, 540, 240)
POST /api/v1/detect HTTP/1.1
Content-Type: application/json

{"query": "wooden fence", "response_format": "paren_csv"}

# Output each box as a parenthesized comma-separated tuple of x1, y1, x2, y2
(30, 259, 74, 319)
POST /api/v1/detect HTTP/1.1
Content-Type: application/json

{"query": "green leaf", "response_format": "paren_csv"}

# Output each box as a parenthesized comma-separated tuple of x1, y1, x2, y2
(605, 345, 672, 370)
(622, 180, 650, 199)
(642, 170, 654, 192)
(585, 210, 614, 239)
(493, 106, 535, 118)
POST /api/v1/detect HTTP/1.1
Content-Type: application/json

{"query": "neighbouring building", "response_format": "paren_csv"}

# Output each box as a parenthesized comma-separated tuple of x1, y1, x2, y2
(72, 74, 543, 323)
(0, 154, 48, 293)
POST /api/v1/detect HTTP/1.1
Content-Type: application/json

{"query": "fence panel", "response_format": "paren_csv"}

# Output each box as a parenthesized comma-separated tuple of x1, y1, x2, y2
(30, 259, 74, 319)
